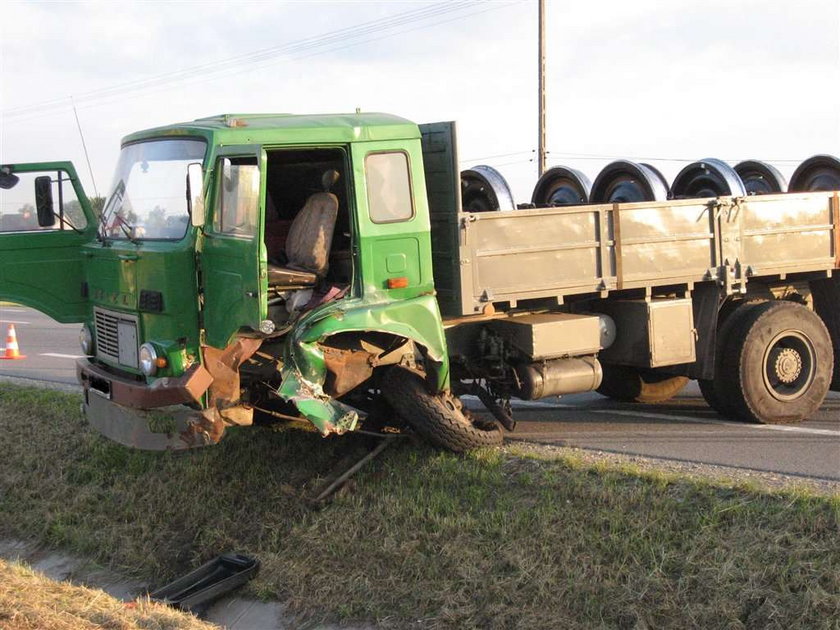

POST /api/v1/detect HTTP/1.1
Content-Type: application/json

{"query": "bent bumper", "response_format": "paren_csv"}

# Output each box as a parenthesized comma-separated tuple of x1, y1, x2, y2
(76, 359, 212, 408)
(77, 359, 215, 451)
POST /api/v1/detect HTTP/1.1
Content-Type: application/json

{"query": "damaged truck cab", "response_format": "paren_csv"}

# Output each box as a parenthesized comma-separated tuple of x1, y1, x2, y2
(3, 111, 840, 453)
(0, 113, 452, 449)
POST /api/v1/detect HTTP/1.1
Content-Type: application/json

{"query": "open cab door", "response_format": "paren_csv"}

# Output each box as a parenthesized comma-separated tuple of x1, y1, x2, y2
(0, 162, 96, 322)
(198, 147, 265, 348)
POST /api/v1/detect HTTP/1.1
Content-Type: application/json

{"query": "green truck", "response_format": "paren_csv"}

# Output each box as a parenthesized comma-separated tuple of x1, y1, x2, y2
(1, 113, 838, 452)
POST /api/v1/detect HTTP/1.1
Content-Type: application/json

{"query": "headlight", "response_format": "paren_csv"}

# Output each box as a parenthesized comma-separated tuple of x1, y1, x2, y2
(79, 325, 94, 355)
(139, 343, 159, 376)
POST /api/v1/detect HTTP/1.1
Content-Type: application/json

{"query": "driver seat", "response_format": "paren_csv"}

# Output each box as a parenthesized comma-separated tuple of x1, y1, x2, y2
(267, 169, 340, 287)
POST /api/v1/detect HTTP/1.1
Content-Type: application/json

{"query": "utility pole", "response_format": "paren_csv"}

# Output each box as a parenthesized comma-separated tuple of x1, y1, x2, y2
(537, 0, 546, 177)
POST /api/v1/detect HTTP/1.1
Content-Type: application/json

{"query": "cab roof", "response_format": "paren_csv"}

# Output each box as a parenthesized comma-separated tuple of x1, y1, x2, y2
(121, 112, 421, 147)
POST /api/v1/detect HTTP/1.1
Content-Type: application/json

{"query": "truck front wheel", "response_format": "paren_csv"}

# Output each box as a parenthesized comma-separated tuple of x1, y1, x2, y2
(720, 301, 833, 424)
(597, 366, 689, 404)
(382, 367, 503, 452)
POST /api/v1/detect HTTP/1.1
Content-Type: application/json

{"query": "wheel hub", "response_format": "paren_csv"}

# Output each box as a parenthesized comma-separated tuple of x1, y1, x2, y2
(771, 347, 803, 384)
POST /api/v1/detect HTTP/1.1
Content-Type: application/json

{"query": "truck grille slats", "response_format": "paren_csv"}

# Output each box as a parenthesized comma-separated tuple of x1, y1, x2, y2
(94, 308, 139, 368)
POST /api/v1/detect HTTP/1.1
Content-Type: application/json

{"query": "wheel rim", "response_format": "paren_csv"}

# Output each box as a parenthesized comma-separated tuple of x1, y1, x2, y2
(461, 165, 515, 211)
(671, 158, 746, 198)
(788, 154, 840, 192)
(590, 160, 669, 203)
(735, 160, 787, 195)
(531, 166, 592, 206)
(761, 330, 816, 401)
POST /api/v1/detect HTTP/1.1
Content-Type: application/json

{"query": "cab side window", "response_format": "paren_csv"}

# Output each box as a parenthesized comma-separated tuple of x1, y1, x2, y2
(213, 157, 260, 236)
(365, 152, 414, 223)
(0, 171, 87, 232)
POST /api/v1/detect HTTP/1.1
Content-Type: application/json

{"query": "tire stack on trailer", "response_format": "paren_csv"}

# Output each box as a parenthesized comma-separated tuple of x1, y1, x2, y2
(454, 154, 840, 422)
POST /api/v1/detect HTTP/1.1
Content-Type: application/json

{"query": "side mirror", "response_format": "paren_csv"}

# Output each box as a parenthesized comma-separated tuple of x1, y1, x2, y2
(187, 163, 205, 227)
(0, 168, 19, 190)
(34, 176, 56, 227)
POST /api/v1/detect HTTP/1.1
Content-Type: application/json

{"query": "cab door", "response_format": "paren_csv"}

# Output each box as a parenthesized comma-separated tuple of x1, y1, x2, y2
(0, 161, 96, 322)
(199, 147, 265, 348)
(351, 140, 434, 300)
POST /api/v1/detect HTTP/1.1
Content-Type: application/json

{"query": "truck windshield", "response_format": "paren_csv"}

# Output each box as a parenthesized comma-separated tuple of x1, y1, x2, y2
(99, 139, 206, 241)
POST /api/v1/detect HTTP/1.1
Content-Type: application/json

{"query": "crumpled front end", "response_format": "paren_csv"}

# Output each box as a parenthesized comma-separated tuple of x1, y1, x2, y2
(273, 293, 450, 436)
(78, 336, 264, 451)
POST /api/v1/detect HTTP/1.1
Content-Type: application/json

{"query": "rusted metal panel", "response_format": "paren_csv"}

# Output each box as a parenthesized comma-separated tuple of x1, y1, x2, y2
(77, 359, 213, 408)
(322, 346, 374, 397)
(202, 337, 262, 407)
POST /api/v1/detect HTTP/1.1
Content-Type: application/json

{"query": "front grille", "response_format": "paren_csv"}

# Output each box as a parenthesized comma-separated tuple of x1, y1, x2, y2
(94, 307, 139, 368)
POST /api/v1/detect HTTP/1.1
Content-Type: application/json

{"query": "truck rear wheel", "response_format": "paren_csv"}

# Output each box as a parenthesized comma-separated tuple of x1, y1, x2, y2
(719, 301, 833, 424)
(382, 367, 503, 452)
(597, 366, 689, 404)
(699, 299, 767, 416)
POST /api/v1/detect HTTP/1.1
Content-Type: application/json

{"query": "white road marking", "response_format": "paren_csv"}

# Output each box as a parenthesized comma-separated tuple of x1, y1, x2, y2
(592, 409, 840, 437)
(510, 399, 577, 409)
(0, 308, 27, 313)
(40, 353, 85, 359)
(0, 320, 30, 325)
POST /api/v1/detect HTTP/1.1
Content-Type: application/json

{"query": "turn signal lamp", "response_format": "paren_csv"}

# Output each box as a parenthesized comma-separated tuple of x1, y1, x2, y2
(387, 276, 409, 289)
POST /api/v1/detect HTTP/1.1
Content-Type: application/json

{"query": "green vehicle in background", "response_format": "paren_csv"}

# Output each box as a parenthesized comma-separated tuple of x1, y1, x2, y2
(1, 112, 839, 452)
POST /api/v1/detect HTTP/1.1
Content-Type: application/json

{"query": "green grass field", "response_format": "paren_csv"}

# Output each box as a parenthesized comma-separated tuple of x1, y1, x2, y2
(0, 384, 838, 629)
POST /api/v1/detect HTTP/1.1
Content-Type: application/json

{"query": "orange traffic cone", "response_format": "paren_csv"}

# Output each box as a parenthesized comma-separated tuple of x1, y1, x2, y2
(1, 324, 26, 360)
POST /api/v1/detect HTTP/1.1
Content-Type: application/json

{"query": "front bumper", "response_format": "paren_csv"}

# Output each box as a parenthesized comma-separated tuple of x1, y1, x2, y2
(77, 358, 214, 450)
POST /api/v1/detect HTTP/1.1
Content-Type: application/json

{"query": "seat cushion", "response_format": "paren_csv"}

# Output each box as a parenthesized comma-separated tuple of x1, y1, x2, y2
(267, 264, 318, 287)
(285, 192, 338, 277)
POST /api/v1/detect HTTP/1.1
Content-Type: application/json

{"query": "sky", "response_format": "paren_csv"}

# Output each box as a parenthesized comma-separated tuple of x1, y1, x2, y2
(1, 0, 839, 204)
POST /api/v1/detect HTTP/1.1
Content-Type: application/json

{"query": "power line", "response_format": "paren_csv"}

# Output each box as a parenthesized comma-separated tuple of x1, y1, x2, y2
(545, 151, 807, 164)
(3, 1, 521, 120)
(461, 150, 534, 162)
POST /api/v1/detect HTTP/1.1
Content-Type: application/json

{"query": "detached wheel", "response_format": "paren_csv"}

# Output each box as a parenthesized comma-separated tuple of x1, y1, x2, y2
(382, 367, 503, 452)
(720, 302, 833, 424)
(788, 154, 840, 192)
(461, 165, 515, 212)
(671, 158, 746, 198)
(531, 166, 591, 207)
(597, 366, 689, 403)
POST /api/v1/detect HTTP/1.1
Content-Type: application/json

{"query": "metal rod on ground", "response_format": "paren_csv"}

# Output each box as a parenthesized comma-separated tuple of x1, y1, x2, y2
(313, 438, 393, 503)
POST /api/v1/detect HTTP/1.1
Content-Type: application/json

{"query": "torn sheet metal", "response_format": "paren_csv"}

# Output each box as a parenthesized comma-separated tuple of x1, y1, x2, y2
(201, 336, 262, 425)
(270, 294, 451, 436)
(277, 369, 359, 435)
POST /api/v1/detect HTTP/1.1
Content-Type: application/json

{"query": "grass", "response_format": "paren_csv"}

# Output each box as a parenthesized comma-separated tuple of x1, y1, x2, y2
(0, 383, 838, 629)
(0, 558, 216, 630)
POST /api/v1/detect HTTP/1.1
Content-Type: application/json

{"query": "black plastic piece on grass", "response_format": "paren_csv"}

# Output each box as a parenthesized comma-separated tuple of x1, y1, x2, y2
(149, 553, 260, 612)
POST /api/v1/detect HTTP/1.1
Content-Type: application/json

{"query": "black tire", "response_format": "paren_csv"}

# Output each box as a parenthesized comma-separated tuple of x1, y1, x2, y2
(700, 299, 767, 416)
(720, 302, 833, 424)
(382, 367, 503, 452)
(597, 366, 689, 404)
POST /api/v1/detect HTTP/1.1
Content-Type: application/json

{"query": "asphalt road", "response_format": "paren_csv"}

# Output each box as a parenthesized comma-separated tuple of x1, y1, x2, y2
(1, 305, 838, 481)
(0, 305, 83, 384)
